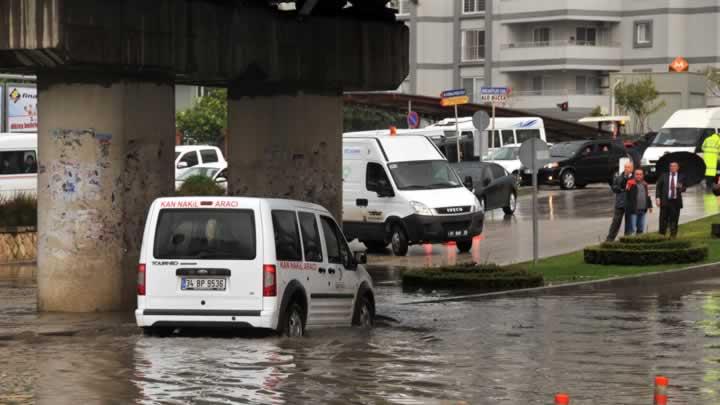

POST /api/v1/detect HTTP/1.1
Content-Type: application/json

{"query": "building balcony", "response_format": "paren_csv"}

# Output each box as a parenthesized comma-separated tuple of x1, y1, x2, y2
(508, 89, 609, 111)
(497, 40, 621, 72)
(494, 0, 623, 23)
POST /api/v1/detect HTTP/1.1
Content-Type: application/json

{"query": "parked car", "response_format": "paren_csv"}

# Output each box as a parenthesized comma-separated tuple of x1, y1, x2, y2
(174, 163, 228, 190)
(485, 144, 524, 186)
(452, 162, 518, 215)
(136, 196, 375, 337)
(175, 145, 226, 179)
(529, 140, 626, 190)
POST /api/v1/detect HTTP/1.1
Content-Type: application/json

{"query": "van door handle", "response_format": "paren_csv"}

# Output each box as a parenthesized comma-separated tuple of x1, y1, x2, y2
(328, 268, 336, 274)
(318, 268, 326, 274)
(356, 199, 368, 207)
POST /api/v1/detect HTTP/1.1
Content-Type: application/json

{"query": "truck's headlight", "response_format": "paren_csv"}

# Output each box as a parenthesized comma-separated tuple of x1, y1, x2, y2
(544, 162, 559, 169)
(410, 201, 434, 216)
(471, 197, 483, 213)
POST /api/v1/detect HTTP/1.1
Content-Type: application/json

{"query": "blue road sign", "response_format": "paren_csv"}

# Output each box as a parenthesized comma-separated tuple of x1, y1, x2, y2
(407, 111, 419, 128)
(440, 88, 466, 98)
(479, 86, 510, 95)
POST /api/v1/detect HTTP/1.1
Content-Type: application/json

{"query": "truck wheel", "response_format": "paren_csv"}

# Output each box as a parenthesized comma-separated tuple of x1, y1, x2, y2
(281, 302, 305, 337)
(560, 170, 576, 190)
(390, 225, 409, 256)
(503, 191, 517, 215)
(457, 240, 473, 253)
(352, 289, 375, 328)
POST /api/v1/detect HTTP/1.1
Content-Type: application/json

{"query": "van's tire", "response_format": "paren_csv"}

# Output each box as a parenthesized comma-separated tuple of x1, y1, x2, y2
(280, 302, 306, 337)
(364, 240, 388, 253)
(352, 288, 375, 329)
(457, 240, 473, 253)
(503, 191, 517, 215)
(560, 170, 576, 190)
(390, 225, 409, 256)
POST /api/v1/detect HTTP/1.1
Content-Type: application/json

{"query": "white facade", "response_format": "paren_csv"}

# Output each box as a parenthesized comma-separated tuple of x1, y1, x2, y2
(397, 0, 720, 118)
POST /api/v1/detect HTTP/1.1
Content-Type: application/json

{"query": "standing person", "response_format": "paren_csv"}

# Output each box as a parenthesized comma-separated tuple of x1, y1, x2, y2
(702, 131, 720, 191)
(625, 169, 653, 234)
(606, 161, 635, 241)
(656, 162, 686, 238)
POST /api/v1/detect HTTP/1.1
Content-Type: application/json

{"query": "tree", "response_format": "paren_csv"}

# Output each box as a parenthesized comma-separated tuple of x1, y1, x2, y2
(344, 104, 407, 132)
(589, 105, 606, 117)
(614, 77, 665, 135)
(176, 88, 227, 145)
(704, 66, 720, 97)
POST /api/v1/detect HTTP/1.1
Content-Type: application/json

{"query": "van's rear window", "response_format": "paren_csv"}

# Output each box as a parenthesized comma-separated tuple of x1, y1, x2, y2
(154, 209, 256, 260)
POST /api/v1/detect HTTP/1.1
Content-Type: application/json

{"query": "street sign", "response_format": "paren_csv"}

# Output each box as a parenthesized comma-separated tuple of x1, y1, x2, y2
(479, 86, 511, 103)
(471, 110, 490, 131)
(518, 137, 550, 265)
(440, 88, 469, 107)
(407, 111, 420, 128)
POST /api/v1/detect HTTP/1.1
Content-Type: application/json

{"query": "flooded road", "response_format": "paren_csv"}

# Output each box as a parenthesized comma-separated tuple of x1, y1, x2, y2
(368, 184, 720, 268)
(3, 264, 720, 404)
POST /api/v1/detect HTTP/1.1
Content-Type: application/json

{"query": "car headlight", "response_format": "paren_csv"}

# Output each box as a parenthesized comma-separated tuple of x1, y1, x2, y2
(641, 158, 649, 166)
(409, 200, 434, 216)
(544, 162, 559, 169)
(471, 197, 483, 213)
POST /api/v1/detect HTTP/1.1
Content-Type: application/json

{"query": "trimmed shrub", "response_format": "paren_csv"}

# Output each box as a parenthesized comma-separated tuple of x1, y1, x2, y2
(0, 193, 37, 228)
(601, 240, 691, 250)
(618, 234, 669, 244)
(402, 263, 544, 291)
(584, 243, 708, 266)
(177, 175, 226, 196)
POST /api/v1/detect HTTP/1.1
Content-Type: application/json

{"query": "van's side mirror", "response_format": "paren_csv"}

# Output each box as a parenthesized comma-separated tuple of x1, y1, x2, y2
(354, 251, 367, 265)
(177, 161, 188, 169)
(216, 176, 227, 183)
(376, 179, 395, 198)
(482, 178, 491, 187)
(463, 176, 474, 190)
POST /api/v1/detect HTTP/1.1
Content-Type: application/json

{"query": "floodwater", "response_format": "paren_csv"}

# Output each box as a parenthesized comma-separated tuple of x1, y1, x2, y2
(2, 264, 720, 404)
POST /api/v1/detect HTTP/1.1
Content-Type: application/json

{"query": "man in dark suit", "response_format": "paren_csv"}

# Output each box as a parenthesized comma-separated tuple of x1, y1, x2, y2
(655, 162, 686, 238)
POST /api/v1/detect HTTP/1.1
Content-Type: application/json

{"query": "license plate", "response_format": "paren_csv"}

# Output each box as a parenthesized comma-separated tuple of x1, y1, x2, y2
(181, 277, 226, 291)
(448, 230, 469, 237)
(650, 167, 656, 172)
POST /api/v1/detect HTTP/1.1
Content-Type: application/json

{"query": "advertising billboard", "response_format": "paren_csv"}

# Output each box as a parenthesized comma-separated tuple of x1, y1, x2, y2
(5, 85, 37, 133)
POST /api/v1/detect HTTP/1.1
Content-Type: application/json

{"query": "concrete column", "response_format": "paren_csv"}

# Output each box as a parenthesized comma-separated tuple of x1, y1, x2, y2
(227, 93, 343, 221)
(37, 76, 175, 312)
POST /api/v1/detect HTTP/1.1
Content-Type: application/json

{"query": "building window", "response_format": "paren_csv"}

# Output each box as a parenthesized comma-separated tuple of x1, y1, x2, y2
(533, 28, 551, 47)
(462, 77, 485, 102)
(531, 76, 543, 95)
(389, 0, 410, 15)
(634, 20, 653, 48)
(575, 27, 597, 46)
(463, 0, 485, 14)
(461, 30, 485, 61)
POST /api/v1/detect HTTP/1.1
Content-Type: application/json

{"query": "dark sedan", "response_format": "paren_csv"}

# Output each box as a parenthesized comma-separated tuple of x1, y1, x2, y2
(525, 140, 626, 190)
(452, 162, 518, 215)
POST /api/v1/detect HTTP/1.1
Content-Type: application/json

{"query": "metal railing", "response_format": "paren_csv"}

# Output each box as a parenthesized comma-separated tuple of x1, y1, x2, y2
(511, 88, 608, 97)
(501, 39, 620, 49)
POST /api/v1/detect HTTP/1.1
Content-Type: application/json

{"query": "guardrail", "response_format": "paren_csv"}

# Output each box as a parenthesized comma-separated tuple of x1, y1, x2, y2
(511, 89, 608, 97)
(501, 40, 620, 49)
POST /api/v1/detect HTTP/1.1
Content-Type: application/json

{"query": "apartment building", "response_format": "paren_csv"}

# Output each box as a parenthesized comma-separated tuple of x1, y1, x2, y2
(397, 0, 720, 119)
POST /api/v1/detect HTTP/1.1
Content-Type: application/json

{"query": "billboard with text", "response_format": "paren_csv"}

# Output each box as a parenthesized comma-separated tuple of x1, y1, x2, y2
(5, 85, 37, 133)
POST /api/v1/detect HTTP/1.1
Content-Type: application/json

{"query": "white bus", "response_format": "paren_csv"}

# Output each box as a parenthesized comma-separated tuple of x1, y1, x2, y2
(0, 133, 37, 198)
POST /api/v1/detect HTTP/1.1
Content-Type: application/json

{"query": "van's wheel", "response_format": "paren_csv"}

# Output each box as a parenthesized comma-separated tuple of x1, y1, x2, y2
(281, 302, 305, 337)
(352, 289, 375, 328)
(363, 240, 387, 253)
(457, 240, 473, 253)
(503, 191, 517, 215)
(390, 225, 409, 256)
(560, 170, 576, 190)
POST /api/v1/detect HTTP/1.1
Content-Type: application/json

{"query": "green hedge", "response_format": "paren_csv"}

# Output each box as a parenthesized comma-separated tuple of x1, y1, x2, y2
(0, 193, 37, 228)
(584, 244, 708, 266)
(618, 234, 670, 244)
(177, 175, 225, 196)
(402, 264, 544, 291)
(601, 240, 691, 250)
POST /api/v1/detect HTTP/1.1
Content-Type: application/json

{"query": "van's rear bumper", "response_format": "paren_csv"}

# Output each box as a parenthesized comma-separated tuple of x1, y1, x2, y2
(135, 308, 275, 329)
(403, 212, 484, 244)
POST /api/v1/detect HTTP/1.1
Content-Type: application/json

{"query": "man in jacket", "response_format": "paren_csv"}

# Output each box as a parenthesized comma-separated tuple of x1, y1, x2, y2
(624, 169, 653, 234)
(606, 161, 635, 241)
(702, 132, 720, 191)
(656, 162, 686, 238)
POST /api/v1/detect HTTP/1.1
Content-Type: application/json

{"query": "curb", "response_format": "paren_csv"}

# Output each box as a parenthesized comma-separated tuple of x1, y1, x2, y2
(400, 260, 720, 305)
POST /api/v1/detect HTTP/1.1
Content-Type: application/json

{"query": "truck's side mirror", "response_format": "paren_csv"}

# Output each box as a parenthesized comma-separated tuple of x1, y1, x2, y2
(177, 161, 188, 169)
(463, 176, 474, 190)
(376, 179, 395, 198)
(482, 178, 491, 187)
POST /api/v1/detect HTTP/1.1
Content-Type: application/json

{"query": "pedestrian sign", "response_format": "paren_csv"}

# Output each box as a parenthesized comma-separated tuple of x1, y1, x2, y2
(407, 111, 420, 128)
(440, 89, 469, 107)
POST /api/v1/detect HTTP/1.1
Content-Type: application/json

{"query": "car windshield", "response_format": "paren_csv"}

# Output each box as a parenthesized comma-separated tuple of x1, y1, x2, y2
(488, 147, 519, 161)
(177, 167, 220, 181)
(550, 143, 582, 158)
(652, 128, 709, 147)
(388, 160, 463, 190)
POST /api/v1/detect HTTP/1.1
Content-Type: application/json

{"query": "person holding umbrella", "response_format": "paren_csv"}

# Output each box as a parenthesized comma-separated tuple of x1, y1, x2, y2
(702, 131, 720, 191)
(656, 162, 686, 238)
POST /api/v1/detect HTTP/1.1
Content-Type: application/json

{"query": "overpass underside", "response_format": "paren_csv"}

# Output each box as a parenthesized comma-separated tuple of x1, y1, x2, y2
(0, 0, 408, 312)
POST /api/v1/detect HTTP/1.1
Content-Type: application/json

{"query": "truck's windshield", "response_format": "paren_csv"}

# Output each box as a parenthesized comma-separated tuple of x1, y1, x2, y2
(652, 128, 715, 147)
(388, 160, 463, 190)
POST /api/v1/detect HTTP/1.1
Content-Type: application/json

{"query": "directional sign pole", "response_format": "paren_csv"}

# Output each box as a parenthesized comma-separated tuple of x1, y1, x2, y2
(531, 140, 539, 265)
(454, 104, 461, 161)
(491, 100, 496, 149)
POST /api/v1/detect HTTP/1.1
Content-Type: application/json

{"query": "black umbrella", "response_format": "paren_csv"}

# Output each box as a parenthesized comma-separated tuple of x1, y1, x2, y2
(655, 152, 706, 187)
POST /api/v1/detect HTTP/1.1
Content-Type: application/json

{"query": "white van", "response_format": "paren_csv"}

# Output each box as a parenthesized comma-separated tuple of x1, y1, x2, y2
(136, 196, 375, 337)
(342, 133, 484, 256)
(641, 108, 720, 179)
(0, 133, 37, 198)
(175, 145, 226, 179)
(423, 116, 547, 162)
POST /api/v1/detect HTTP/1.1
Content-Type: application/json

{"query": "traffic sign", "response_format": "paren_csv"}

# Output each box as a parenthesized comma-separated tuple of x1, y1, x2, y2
(471, 110, 490, 131)
(440, 88, 469, 107)
(407, 111, 420, 128)
(519, 138, 550, 170)
(479, 86, 511, 103)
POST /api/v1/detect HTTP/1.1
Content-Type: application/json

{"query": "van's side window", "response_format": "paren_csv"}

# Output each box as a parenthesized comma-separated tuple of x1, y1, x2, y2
(321, 216, 351, 266)
(516, 129, 541, 144)
(298, 212, 323, 263)
(200, 149, 218, 163)
(366, 163, 391, 192)
(272, 210, 302, 261)
(179, 151, 199, 168)
(0, 150, 36, 175)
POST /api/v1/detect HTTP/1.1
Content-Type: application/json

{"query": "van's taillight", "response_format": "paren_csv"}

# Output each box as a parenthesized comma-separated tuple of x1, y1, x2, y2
(263, 265, 277, 297)
(137, 264, 146, 296)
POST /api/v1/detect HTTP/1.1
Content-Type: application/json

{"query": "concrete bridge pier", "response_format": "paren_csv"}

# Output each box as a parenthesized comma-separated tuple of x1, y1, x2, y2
(227, 92, 343, 220)
(36, 76, 175, 312)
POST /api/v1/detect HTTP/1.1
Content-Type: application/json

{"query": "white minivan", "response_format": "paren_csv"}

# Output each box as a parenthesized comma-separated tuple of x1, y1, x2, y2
(136, 197, 375, 337)
(342, 133, 484, 256)
(175, 145, 226, 179)
(641, 108, 720, 180)
(0, 133, 38, 198)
